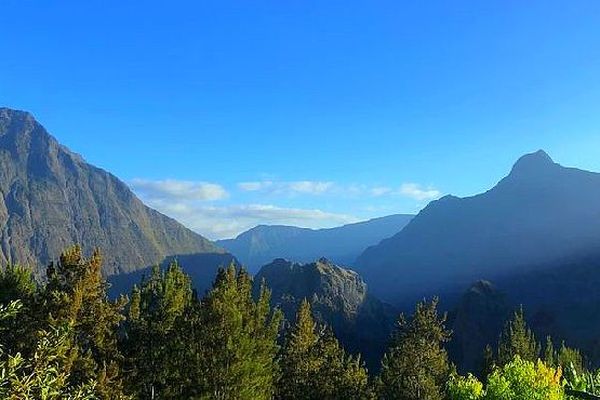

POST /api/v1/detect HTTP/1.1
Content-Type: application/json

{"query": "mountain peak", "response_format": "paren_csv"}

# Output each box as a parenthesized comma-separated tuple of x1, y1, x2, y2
(509, 150, 555, 177)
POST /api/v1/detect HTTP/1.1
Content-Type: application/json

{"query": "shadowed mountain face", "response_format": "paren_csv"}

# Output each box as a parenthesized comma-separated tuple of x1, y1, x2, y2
(218, 214, 413, 272)
(448, 280, 511, 374)
(255, 258, 397, 371)
(0, 108, 224, 276)
(356, 150, 600, 304)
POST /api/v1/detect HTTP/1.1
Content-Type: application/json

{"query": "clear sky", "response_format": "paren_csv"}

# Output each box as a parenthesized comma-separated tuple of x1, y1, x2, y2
(2, 1, 600, 239)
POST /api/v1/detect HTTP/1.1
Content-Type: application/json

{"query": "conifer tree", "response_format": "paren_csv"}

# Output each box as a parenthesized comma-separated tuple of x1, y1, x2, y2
(497, 306, 540, 367)
(278, 299, 372, 400)
(377, 297, 451, 400)
(479, 344, 495, 382)
(42, 245, 127, 399)
(121, 262, 195, 399)
(196, 264, 282, 400)
(557, 341, 584, 374)
(544, 335, 556, 367)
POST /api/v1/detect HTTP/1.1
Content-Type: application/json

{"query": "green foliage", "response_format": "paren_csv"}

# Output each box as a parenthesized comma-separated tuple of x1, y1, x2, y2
(449, 357, 564, 400)
(0, 265, 39, 356)
(43, 246, 127, 399)
(0, 264, 36, 305)
(447, 374, 483, 400)
(558, 343, 585, 376)
(485, 356, 564, 400)
(196, 264, 283, 399)
(121, 262, 194, 398)
(0, 301, 99, 399)
(377, 297, 451, 400)
(564, 366, 600, 397)
(497, 306, 540, 367)
(278, 299, 372, 399)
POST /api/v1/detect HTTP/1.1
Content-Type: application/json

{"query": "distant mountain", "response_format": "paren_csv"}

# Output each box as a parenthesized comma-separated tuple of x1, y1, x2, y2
(0, 107, 228, 279)
(357, 150, 600, 304)
(218, 214, 413, 272)
(448, 253, 600, 372)
(255, 258, 397, 370)
(448, 280, 511, 374)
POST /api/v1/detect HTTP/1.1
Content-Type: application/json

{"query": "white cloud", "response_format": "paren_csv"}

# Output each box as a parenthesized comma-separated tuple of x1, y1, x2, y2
(130, 179, 228, 201)
(237, 180, 442, 201)
(143, 199, 359, 240)
(237, 180, 335, 196)
(370, 186, 393, 197)
(399, 183, 441, 201)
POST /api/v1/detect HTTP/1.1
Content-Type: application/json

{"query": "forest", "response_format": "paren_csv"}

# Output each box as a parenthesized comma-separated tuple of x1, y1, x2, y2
(1, 246, 599, 400)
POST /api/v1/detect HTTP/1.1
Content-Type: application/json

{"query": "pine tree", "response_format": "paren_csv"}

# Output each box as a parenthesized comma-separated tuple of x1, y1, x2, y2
(377, 297, 451, 400)
(479, 344, 495, 382)
(121, 262, 195, 399)
(278, 299, 321, 399)
(196, 264, 282, 400)
(278, 299, 372, 400)
(544, 335, 556, 367)
(497, 306, 540, 367)
(557, 341, 584, 374)
(42, 245, 127, 399)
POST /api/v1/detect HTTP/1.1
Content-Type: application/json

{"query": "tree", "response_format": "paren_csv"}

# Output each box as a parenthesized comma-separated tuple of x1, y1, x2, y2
(0, 301, 99, 399)
(0, 264, 39, 356)
(195, 264, 282, 399)
(278, 299, 320, 399)
(557, 341, 584, 375)
(485, 356, 563, 400)
(496, 306, 540, 367)
(447, 374, 483, 400)
(42, 245, 126, 399)
(121, 262, 195, 399)
(377, 298, 451, 400)
(544, 335, 556, 367)
(278, 299, 372, 400)
(479, 345, 495, 382)
(447, 357, 564, 400)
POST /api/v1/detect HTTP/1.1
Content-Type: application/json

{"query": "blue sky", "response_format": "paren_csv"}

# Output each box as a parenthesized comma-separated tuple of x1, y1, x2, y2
(2, 1, 600, 239)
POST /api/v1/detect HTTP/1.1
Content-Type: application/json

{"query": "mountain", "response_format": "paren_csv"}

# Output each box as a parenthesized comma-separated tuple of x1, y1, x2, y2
(255, 258, 397, 370)
(448, 280, 511, 373)
(357, 150, 600, 304)
(0, 107, 228, 278)
(218, 214, 413, 272)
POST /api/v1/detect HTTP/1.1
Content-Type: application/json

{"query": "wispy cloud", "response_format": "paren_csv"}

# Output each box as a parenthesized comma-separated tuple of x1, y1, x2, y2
(142, 199, 358, 239)
(130, 177, 440, 239)
(130, 179, 228, 201)
(399, 183, 441, 201)
(238, 180, 442, 201)
(370, 186, 393, 197)
(237, 180, 335, 196)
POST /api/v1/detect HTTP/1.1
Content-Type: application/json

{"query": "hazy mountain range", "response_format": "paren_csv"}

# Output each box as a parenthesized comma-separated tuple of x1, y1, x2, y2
(6, 106, 600, 369)
(217, 214, 413, 272)
(356, 150, 600, 305)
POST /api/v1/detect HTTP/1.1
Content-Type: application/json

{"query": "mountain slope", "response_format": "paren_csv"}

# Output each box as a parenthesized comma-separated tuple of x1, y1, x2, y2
(255, 258, 396, 370)
(0, 107, 224, 276)
(357, 150, 600, 304)
(218, 214, 413, 272)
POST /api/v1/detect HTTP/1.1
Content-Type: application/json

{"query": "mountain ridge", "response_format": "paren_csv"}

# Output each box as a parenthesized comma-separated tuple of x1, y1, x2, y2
(218, 214, 413, 272)
(356, 150, 600, 304)
(0, 107, 225, 276)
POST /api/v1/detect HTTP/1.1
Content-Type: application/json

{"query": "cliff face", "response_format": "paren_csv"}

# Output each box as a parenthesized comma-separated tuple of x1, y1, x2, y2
(256, 258, 397, 370)
(0, 108, 223, 276)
